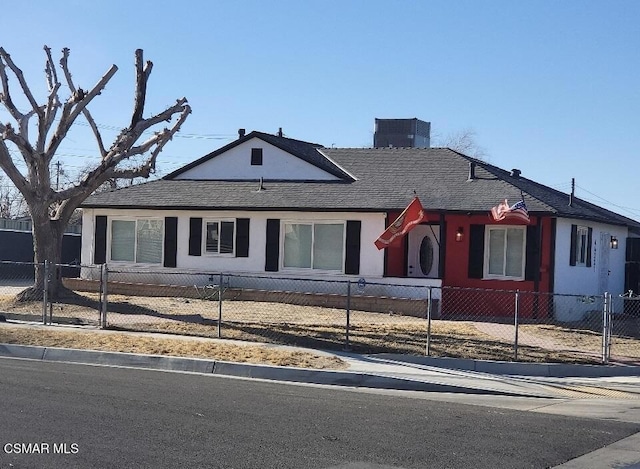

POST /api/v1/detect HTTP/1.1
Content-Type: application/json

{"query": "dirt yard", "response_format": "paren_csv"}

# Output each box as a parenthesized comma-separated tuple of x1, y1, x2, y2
(1, 291, 639, 365)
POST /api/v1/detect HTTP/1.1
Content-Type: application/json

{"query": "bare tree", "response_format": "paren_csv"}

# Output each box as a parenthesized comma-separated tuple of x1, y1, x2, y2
(0, 46, 191, 298)
(434, 127, 488, 161)
(0, 173, 27, 218)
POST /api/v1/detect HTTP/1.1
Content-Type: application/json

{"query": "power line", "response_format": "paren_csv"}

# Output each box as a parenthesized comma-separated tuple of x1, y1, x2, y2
(0, 107, 236, 141)
(575, 184, 640, 217)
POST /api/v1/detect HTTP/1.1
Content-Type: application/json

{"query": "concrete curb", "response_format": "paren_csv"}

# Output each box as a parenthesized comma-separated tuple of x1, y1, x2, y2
(370, 354, 640, 377)
(0, 343, 532, 396)
(551, 432, 640, 468)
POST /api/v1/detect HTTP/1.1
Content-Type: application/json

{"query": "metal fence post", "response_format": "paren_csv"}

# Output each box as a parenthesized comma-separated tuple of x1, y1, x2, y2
(217, 272, 223, 338)
(607, 292, 613, 363)
(344, 280, 351, 351)
(602, 292, 610, 364)
(514, 289, 520, 361)
(42, 261, 49, 325)
(100, 264, 108, 329)
(426, 286, 433, 356)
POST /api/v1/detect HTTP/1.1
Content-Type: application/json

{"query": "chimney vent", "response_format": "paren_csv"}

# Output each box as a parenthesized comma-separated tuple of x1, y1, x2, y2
(510, 168, 521, 178)
(238, 128, 246, 139)
(277, 127, 283, 137)
(468, 162, 476, 181)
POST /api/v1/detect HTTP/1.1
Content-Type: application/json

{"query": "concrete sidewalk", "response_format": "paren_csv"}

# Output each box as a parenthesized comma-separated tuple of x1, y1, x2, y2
(1, 332, 640, 401)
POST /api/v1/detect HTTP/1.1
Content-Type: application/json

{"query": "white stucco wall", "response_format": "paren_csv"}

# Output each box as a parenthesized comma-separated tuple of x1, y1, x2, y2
(81, 208, 387, 279)
(553, 218, 629, 321)
(554, 218, 628, 296)
(173, 138, 340, 181)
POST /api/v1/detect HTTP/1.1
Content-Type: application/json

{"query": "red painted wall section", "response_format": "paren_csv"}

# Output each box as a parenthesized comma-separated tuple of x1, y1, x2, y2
(381, 210, 555, 318)
(384, 210, 406, 277)
(442, 214, 554, 318)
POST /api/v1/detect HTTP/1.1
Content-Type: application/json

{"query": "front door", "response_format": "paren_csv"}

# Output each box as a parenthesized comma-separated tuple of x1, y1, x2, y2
(407, 225, 440, 278)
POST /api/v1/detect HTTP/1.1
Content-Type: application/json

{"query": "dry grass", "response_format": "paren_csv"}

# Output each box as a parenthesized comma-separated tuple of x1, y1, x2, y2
(3, 291, 639, 365)
(521, 323, 640, 359)
(0, 324, 346, 369)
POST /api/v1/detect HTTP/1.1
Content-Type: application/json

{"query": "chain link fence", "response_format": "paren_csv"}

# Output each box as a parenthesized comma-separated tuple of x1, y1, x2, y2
(1, 261, 639, 365)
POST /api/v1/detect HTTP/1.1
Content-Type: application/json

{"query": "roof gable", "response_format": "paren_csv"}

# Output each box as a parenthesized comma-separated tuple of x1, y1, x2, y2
(164, 131, 353, 181)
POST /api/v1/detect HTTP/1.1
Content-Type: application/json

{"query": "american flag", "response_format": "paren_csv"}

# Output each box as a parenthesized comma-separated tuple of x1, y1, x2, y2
(490, 198, 530, 224)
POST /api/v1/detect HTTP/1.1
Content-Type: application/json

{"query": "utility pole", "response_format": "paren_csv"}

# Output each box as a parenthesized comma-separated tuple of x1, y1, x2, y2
(569, 177, 575, 207)
(55, 161, 62, 190)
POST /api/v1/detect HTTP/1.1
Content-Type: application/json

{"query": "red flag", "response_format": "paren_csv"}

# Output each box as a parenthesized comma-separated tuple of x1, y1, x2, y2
(490, 198, 530, 224)
(375, 197, 427, 250)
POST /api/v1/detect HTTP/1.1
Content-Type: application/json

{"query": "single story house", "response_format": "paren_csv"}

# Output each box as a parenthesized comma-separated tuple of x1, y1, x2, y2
(80, 129, 640, 319)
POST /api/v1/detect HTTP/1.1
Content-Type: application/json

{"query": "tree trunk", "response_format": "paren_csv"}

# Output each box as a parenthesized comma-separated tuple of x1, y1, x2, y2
(16, 215, 65, 301)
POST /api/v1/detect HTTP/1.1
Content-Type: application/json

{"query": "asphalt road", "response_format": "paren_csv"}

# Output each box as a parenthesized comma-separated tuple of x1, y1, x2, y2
(0, 358, 638, 469)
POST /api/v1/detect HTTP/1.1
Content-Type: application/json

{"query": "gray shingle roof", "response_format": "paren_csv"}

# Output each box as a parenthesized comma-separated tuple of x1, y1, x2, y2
(83, 142, 640, 228)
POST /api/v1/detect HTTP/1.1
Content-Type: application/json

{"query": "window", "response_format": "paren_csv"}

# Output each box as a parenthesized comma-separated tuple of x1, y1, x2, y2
(484, 226, 525, 279)
(251, 148, 263, 166)
(570, 225, 592, 267)
(283, 222, 344, 271)
(205, 220, 235, 254)
(575, 226, 589, 265)
(110, 219, 163, 264)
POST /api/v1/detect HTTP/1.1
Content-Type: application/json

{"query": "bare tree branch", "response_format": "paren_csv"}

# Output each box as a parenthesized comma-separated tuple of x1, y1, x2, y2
(40, 46, 62, 153)
(0, 138, 30, 196)
(59, 47, 107, 157)
(43, 46, 58, 91)
(0, 47, 43, 119)
(45, 63, 118, 161)
(144, 103, 191, 170)
(131, 49, 153, 127)
(102, 97, 188, 166)
(0, 122, 36, 160)
(54, 101, 190, 203)
(434, 128, 488, 161)
(0, 55, 26, 124)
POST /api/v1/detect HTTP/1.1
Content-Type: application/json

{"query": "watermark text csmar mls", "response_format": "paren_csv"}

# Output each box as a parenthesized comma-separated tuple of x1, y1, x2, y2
(3, 442, 78, 454)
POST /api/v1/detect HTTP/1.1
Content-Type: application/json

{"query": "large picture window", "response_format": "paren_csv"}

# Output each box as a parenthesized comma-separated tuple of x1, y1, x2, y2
(110, 219, 163, 264)
(283, 222, 344, 271)
(484, 226, 525, 279)
(204, 220, 235, 255)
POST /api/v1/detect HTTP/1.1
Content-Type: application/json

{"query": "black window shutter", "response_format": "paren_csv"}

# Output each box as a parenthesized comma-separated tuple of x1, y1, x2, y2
(94, 216, 107, 264)
(164, 217, 178, 267)
(468, 224, 485, 279)
(251, 148, 263, 166)
(569, 224, 577, 266)
(586, 227, 593, 267)
(344, 221, 361, 275)
(235, 218, 250, 258)
(525, 225, 539, 281)
(189, 217, 203, 256)
(265, 219, 280, 272)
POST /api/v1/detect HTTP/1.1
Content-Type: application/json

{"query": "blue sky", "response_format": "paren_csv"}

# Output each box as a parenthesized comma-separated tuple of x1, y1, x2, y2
(1, 0, 639, 220)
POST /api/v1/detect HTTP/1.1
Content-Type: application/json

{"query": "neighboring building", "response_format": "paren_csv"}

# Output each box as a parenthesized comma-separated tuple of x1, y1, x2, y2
(79, 128, 640, 320)
(0, 219, 82, 278)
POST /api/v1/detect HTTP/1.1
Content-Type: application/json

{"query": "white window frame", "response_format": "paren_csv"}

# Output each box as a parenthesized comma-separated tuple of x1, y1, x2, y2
(108, 217, 164, 265)
(574, 225, 589, 266)
(483, 225, 526, 280)
(203, 219, 236, 256)
(281, 220, 346, 273)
